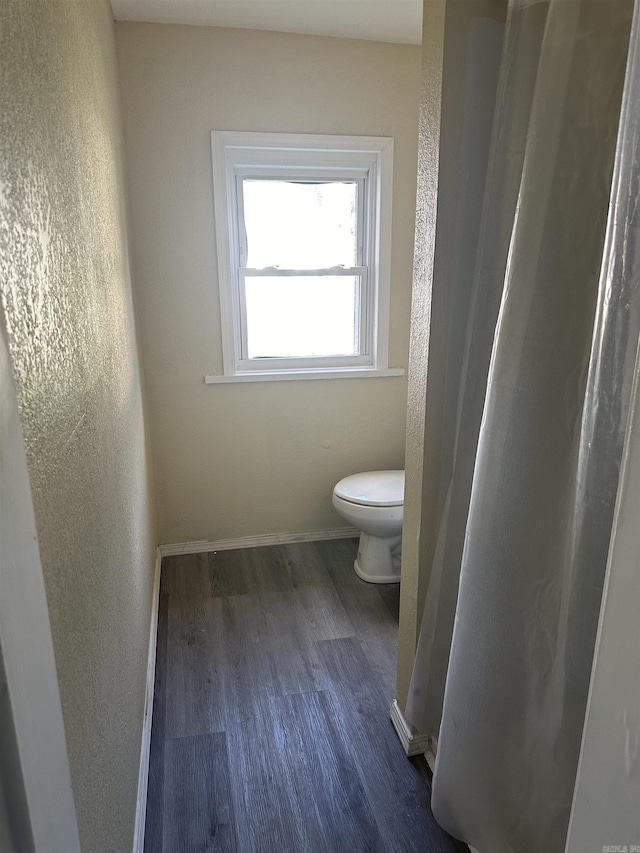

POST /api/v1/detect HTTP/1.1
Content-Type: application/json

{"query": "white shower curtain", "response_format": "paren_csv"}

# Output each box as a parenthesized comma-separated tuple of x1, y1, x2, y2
(406, 0, 640, 851)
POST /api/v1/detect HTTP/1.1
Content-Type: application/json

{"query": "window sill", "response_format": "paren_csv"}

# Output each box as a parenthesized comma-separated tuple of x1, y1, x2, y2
(204, 367, 405, 384)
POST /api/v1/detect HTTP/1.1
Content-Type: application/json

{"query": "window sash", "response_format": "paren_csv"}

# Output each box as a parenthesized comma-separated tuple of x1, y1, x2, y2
(239, 267, 366, 276)
(236, 175, 367, 270)
(237, 268, 370, 369)
(233, 169, 373, 370)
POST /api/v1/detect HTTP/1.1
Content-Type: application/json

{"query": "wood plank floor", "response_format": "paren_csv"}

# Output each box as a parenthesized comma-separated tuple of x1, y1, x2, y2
(144, 538, 468, 853)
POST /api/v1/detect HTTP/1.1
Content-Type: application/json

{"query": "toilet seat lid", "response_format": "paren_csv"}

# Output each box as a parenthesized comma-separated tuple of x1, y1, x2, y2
(334, 470, 405, 507)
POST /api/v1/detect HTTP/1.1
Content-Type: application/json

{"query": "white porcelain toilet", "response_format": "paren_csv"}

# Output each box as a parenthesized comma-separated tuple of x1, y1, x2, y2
(332, 470, 404, 583)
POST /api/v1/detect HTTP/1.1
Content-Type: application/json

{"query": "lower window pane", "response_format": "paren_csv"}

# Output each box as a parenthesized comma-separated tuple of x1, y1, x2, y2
(244, 276, 358, 359)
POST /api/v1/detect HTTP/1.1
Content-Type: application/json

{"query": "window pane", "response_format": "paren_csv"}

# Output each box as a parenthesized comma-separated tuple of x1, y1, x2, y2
(242, 180, 358, 269)
(245, 276, 358, 359)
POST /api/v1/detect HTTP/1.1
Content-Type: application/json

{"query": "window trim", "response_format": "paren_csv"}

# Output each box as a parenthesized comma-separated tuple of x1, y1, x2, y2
(210, 131, 396, 380)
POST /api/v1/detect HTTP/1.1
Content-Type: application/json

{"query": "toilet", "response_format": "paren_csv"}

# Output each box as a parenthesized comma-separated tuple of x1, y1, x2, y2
(332, 470, 404, 583)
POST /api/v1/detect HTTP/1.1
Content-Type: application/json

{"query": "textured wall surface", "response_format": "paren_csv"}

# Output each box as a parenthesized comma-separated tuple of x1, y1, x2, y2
(398, 0, 447, 710)
(116, 23, 421, 544)
(0, 2, 157, 851)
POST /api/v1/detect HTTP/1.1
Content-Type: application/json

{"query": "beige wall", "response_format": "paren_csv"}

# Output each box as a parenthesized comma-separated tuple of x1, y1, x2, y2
(0, 2, 157, 852)
(116, 23, 421, 545)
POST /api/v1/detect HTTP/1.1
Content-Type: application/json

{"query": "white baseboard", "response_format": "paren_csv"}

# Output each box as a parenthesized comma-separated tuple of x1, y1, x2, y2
(159, 527, 359, 557)
(132, 547, 162, 853)
(389, 699, 432, 757)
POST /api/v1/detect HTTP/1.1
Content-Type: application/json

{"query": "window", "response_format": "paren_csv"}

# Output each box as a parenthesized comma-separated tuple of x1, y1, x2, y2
(208, 131, 401, 382)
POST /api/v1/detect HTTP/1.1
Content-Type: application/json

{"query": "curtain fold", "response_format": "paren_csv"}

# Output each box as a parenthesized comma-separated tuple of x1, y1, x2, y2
(406, 0, 549, 738)
(406, 0, 640, 851)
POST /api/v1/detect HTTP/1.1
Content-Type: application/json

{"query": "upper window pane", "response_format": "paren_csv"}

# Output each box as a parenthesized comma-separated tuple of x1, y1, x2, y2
(242, 180, 358, 269)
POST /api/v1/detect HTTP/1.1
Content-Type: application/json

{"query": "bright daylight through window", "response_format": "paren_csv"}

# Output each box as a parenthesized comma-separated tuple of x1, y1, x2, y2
(208, 132, 400, 382)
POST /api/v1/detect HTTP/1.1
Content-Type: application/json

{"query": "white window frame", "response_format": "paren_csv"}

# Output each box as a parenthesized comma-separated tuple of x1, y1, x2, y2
(208, 131, 402, 383)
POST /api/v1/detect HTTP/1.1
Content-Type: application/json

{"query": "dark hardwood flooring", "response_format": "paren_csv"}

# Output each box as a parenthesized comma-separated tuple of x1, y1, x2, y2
(144, 538, 467, 853)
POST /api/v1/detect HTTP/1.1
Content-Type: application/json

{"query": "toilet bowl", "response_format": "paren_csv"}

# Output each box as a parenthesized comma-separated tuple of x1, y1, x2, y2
(332, 470, 404, 583)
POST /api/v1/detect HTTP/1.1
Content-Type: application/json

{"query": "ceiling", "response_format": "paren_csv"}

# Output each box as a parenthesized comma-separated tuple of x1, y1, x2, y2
(110, 0, 423, 45)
